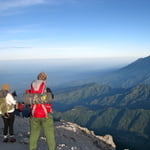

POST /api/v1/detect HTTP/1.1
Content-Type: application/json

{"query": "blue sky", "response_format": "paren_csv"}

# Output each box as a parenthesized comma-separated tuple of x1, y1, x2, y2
(0, 0, 150, 60)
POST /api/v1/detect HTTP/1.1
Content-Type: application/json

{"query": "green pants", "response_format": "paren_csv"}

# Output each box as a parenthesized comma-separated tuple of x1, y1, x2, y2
(29, 114, 55, 150)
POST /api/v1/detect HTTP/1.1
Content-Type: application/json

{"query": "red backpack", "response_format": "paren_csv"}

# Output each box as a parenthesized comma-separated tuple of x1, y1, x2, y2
(30, 81, 52, 118)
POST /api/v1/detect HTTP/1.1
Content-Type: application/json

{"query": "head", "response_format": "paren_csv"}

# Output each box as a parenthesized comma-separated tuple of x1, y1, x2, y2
(37, 72, 47, 80)
(1, 84, 10, 91)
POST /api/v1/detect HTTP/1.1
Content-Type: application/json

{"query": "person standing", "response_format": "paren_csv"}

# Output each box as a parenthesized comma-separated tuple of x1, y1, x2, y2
(25, 72, 55, 150)
(0, 84, 17, 143)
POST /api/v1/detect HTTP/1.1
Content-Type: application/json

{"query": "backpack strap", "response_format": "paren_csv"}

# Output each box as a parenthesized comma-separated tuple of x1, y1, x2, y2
(0, 90, 8, 98)
(31, 81, 46, 94)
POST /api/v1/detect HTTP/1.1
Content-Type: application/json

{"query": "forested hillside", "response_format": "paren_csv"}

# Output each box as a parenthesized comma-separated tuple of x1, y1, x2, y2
(54, 83, 150, 110)
(53, 83, 150, 150)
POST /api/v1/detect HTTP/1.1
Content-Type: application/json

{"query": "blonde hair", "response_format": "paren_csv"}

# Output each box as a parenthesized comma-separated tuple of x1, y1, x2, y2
(37, 72, 47, 80)
(1, 84, 10, 91)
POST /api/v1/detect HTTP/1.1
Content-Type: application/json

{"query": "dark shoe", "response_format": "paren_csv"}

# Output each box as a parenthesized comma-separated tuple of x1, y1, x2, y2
(3, 138, 9, 143)
(10, 137, 16, 143)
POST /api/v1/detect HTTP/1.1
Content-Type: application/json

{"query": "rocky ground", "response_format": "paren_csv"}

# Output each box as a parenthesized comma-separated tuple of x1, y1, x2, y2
(0, 116, 116, 150)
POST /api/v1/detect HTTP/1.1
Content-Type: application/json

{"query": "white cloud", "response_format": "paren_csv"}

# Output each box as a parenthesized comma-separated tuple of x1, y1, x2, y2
(0, 0, 79, 11)
(0, 0, 79, 17)
(0, 0, 47, 10)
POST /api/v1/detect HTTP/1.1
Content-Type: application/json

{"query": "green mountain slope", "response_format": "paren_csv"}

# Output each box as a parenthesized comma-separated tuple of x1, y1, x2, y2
(54, 83, 112, 110)
(53, 82, 150, 150)
(54, 83, 150, 110)
(54, 107, 150, 150)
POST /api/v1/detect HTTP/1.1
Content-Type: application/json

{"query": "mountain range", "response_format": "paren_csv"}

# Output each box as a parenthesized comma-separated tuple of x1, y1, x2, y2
(52, 55, 150, 150)
(94, 55, 150, 88)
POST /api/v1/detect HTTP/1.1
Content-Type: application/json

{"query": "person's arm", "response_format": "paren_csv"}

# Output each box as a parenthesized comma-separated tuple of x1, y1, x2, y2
(46, 87, 54, 99)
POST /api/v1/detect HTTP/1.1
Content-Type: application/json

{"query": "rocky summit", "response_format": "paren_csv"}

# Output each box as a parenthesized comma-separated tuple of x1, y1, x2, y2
(0, 116, 116, 150)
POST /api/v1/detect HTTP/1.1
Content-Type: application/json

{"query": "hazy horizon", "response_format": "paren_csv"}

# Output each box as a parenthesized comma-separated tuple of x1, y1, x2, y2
(0, 56, 137, 72)
(0, 56, 139, 96)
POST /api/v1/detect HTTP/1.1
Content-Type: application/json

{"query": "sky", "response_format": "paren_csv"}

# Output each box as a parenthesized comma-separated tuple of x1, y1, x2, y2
(0, 0, 150, 61)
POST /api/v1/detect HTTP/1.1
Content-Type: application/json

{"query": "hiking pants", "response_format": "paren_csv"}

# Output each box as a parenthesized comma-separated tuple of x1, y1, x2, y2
(29, 114, 55, 150)
(2, 112, 15, 136)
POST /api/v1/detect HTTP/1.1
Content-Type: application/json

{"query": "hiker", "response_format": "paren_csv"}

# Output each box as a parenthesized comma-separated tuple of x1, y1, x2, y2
(0, 84, 17, 143)
(24, 72, 55, 150)
(22, 104, 31, 118)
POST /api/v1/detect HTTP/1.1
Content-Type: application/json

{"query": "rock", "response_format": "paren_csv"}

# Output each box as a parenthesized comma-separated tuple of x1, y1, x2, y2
(97, 134, 116, 148)
(55, 120, 116, 150)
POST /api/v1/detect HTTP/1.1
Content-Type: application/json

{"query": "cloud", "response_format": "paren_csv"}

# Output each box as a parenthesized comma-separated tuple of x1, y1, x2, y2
(0, 0, 47, 11)
(0, 0, 78, 11)
(0, 46, 32, 50)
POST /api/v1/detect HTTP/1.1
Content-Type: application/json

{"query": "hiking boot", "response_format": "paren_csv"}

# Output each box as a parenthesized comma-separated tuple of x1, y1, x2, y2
(10, 137, 16, 143)
(3, 138, 9, 143)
